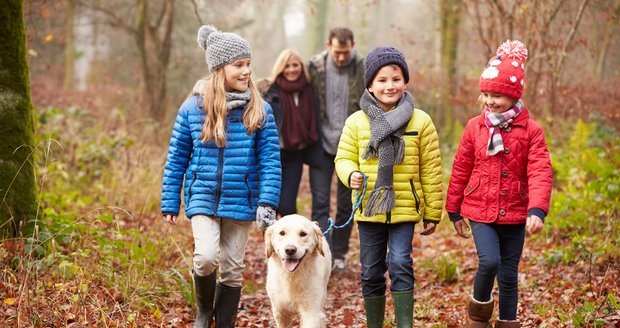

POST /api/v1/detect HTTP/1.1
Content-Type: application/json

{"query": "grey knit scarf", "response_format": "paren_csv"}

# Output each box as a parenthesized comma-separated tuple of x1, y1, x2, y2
(192, 79, 252, 110)
(225, 89, 252, 110)
(360, 90, 414, 216)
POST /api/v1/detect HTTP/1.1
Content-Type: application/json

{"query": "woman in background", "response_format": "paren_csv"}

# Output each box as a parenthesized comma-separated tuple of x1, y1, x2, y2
(263, 49, 323, 219)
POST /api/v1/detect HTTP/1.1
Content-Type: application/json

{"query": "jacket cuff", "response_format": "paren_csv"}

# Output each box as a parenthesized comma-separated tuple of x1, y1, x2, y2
(347, 170, 363, 188)
(448, 212, 464, 222)
(528, 208, 546, 223)
(257, 203, 276, 211)
(162, 212, 178, 216)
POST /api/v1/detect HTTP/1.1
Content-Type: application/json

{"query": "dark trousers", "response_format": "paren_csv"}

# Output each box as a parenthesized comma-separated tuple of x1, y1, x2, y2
(310, 151, 353, 260)
(278, 142, 327, 216)
(357, 221, 415, 296)
(470, 221, 525, 321)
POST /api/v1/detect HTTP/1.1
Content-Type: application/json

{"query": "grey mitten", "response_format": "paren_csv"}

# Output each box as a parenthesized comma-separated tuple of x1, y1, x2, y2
(256, 205, 276, 232)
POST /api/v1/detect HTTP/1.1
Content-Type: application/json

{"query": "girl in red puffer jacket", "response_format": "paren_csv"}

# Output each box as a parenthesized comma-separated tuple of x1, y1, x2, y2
(445, 40, 552, 328)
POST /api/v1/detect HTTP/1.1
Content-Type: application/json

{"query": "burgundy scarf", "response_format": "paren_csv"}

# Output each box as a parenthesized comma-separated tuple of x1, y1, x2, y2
(276, 74, 318, 149)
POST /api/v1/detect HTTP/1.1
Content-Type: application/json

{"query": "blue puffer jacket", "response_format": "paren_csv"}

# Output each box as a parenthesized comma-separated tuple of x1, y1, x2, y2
(161, 95, 281, 221)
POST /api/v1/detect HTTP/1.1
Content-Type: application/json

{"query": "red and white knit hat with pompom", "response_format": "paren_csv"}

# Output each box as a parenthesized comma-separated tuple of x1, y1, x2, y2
(479, 40, 528, 100)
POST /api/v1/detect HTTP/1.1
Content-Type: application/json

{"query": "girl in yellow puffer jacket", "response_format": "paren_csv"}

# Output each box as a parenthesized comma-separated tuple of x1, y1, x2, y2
(334, 46, 443, 327)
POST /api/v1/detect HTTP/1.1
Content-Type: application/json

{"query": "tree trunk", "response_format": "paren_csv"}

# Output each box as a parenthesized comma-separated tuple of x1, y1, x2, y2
(63, 0, 76, 90)
(308, 0, 328, 55)
(593, 3, 619, 81)
(0, 0, 39, 238)
(134, 0, 174, 122)
(439, 0, 462, 141)
(550, 0, 590, 112)
(76, 0, 175, 121)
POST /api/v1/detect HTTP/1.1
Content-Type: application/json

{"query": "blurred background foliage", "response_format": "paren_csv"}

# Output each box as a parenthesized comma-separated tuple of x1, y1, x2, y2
(1, 0, 618, 326)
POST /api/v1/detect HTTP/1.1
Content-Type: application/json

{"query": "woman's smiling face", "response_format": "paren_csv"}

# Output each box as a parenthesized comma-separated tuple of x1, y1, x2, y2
(282, 56, 303, 82)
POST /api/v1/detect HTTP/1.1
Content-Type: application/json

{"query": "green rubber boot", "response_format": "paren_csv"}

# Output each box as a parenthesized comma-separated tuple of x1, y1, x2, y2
(392, 290, 413, 328)
(364, 295, 386, 328)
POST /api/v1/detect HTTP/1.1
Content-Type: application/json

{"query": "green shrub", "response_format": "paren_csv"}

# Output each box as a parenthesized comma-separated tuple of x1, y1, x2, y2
(543, 116, 619, 265)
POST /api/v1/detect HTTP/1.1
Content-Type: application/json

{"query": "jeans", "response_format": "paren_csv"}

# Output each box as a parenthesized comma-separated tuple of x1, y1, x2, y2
(191, 215, 252, 287)
(470, 221, 525, 321)
(311, 150, 353, 260)
(358, 221, 415, 297)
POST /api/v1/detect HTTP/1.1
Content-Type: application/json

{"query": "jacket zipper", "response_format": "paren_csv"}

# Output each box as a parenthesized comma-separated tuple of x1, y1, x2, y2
(385, 211, 391, 224)
(410, 180, 420, 214)
(213, 148, 224, 214)
(244, 174, 252, 208)
(188, 172, 197, 201)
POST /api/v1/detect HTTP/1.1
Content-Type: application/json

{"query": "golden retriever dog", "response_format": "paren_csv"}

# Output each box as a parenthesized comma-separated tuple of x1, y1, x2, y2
(264, 214, 332, 328)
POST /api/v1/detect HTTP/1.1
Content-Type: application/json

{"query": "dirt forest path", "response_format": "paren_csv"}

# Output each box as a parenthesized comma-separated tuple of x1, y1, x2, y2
(231, 168, 619, 327)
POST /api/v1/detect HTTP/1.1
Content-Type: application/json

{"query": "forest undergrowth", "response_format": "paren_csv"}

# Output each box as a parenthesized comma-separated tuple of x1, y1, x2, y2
(1, 85, 619, 327)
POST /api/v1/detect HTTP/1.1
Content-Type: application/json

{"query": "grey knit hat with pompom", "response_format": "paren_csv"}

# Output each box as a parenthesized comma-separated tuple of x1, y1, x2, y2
(197, 25, 252, 72)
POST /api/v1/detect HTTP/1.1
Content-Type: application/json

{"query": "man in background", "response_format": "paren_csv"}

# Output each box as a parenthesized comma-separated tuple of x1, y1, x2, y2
(308, 27, 365, 271)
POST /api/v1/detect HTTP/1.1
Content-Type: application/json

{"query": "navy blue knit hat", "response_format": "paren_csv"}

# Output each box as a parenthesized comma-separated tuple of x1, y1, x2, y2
(364, 46, 410, 88)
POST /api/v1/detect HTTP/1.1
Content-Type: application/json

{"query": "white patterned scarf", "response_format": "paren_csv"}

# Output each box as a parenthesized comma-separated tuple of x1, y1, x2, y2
(484, 99, 523, 156)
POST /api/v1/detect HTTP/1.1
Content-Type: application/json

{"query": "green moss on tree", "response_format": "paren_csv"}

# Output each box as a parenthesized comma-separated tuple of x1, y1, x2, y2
(0, 0, 38, 238)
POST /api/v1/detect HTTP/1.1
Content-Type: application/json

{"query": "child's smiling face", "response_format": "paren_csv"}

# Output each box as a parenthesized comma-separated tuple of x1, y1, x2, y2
(480, 92, 516, 113)
(368, 65, 406, 111)
(223, 58, 252, 92)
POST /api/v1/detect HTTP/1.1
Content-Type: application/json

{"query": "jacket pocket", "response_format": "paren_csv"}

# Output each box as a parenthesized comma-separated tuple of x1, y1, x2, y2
(465, 178, 480, 196)
(402, 131, 419, 154)
(187, 171, 197, 203)
(516, 180, 528, 201)
(409, 179, 420, 214)
(244, 173, 253, 209)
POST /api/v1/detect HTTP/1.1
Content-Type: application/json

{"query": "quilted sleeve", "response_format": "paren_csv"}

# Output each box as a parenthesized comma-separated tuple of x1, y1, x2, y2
(526, 121, 552, 214)
(445, 119, 477, 214)
(255, 102, 282, 208)
(335, 113, 361, 188)
(161, 98, 195, 215)
(418, 112, 444, 222)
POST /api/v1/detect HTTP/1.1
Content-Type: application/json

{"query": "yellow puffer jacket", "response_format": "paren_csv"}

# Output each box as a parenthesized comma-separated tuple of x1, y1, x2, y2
(335, 108, 443, 224)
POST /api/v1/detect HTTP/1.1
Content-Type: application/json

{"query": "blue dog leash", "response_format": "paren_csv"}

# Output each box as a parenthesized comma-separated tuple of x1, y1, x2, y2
(322, 174, 368, 236)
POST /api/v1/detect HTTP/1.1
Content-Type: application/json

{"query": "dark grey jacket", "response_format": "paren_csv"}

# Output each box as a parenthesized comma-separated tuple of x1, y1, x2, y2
(308, 50, 365, 122)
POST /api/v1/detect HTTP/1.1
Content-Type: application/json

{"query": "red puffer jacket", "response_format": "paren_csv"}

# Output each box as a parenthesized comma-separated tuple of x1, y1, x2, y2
(445, 106, 552, 224)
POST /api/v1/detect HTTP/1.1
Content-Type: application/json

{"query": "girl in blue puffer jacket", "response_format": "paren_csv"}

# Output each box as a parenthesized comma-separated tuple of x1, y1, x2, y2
(161, 25, 281, 328)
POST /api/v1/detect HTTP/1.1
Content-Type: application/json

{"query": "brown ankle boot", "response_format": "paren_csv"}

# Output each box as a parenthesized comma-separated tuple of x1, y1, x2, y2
(466, 296, 494, 328)
(495, 319, 520, 327)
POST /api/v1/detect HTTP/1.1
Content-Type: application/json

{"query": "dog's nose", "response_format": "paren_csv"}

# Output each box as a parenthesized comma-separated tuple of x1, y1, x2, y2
(285, 246, 296, 256)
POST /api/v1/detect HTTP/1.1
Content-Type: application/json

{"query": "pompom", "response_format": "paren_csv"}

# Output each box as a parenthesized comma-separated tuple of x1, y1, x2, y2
(497, 40, 528, 61)
(197, 25, 218, 50)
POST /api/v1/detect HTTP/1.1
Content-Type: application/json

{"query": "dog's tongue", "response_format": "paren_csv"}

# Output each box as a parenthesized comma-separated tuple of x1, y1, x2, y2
(284, 258, 300, 272)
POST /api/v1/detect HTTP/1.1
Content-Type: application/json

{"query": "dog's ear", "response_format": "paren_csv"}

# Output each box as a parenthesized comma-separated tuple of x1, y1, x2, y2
(313, 223, 325, 257)
(264, 227, 275, 258)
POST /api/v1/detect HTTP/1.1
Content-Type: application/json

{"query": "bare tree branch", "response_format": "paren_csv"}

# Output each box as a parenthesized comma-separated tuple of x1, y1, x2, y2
(467, 1, 492, 56)
(189, 0, 204, 25)
(546, 0, 568, 26)
(76, 0, 136, 35)
(556, 0, 590, 70)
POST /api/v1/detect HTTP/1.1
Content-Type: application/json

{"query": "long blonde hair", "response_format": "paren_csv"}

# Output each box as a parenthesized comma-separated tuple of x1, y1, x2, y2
(268, 49, 311, 83)
(199, 68, 265, 147)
